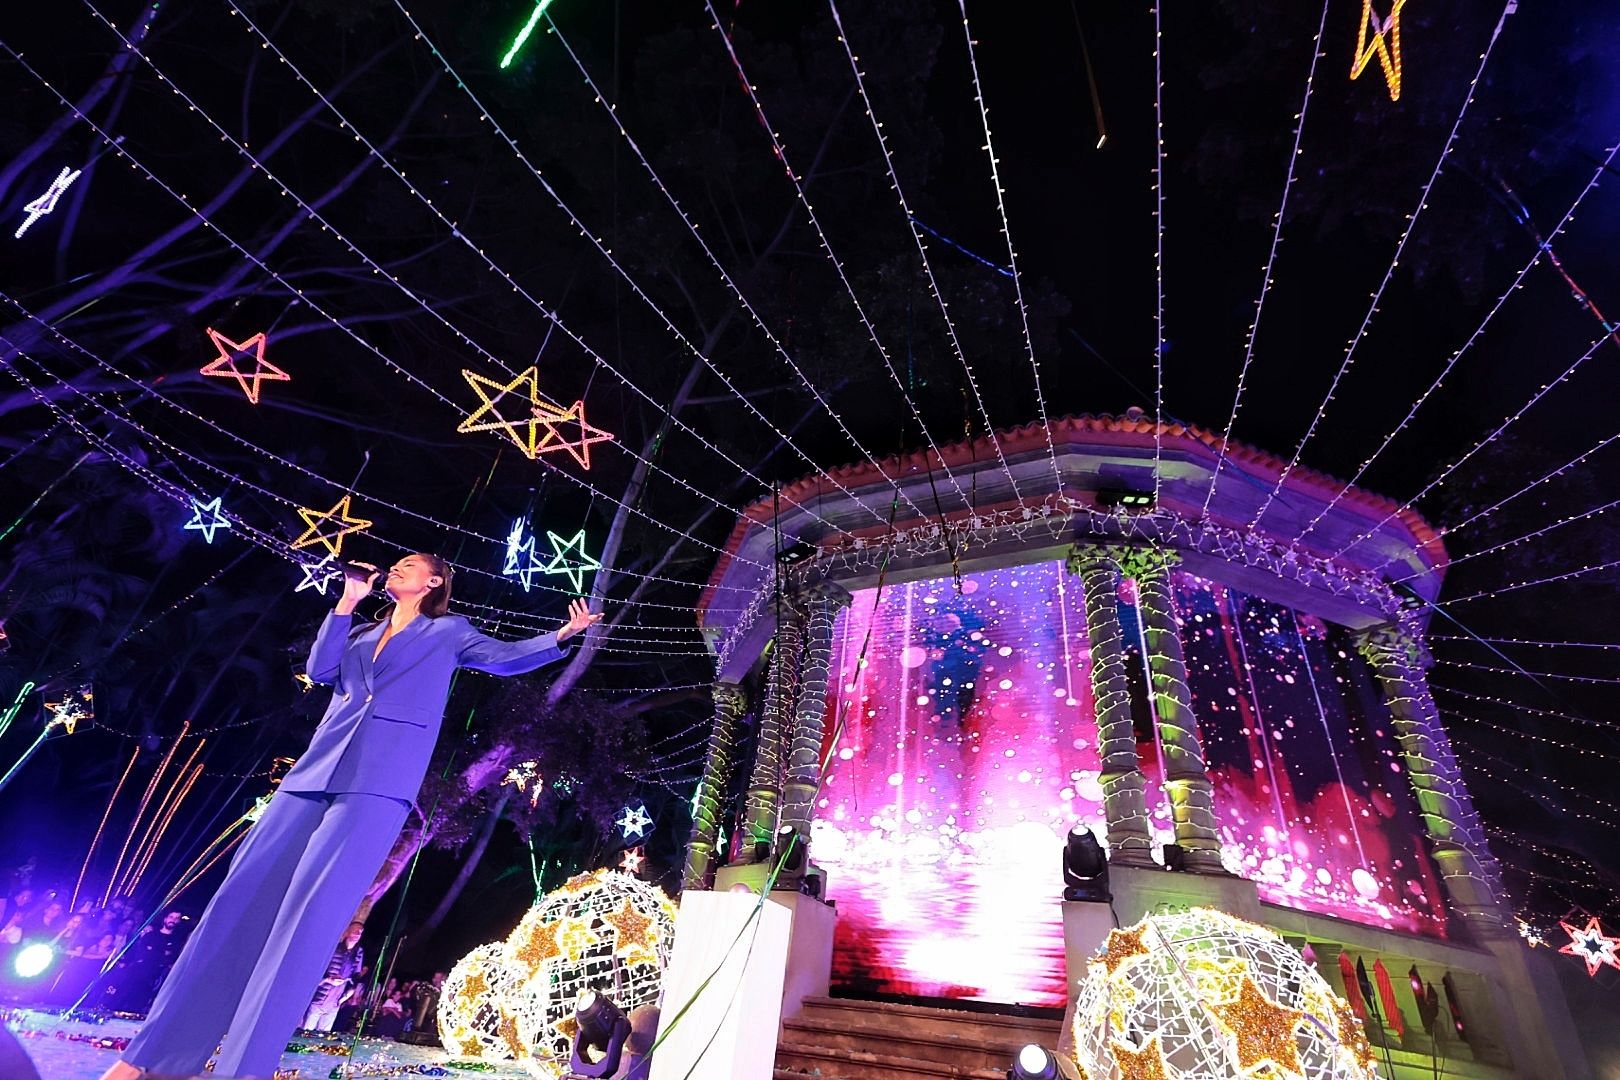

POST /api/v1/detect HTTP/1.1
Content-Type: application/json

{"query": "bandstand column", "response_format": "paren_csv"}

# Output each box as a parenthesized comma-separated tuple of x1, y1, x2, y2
(682, 682, 748, 890)
(779, 582, 852, 840)
(1354, 622, 1510, 937)
(742, 598, 805, 852)
(1119, 546, 1227, 873)
(1066, 546, 1155, 865)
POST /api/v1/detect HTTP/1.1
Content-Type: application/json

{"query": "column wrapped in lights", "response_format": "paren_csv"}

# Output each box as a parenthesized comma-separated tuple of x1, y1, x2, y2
(1354, 622, 1510, 936)
(682, 682, 747, 890)
(742, 599, 805, 851)
(1067, 545, 1155, 865)
(1118, 546, 1226, 872)
(779, 581, 852, 841)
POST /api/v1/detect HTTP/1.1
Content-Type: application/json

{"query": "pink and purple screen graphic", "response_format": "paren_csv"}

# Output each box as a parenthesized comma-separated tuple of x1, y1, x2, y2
(812, 559, 1447, 1006)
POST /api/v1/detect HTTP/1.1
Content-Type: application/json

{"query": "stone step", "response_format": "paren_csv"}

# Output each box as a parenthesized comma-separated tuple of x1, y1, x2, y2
(774, 1040, 1008, 1080)
(782, 1015, 1031, 1074)
(793, 995, 1063, 1049)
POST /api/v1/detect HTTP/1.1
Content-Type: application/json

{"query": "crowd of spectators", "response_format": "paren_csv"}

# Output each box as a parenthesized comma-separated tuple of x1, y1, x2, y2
(0, 867, 190, 1012)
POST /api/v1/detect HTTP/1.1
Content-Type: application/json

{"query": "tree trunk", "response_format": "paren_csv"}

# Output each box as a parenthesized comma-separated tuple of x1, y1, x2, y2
(408, 789, 513, 954)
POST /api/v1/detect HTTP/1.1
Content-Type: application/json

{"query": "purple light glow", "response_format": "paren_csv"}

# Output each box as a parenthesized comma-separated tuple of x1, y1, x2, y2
(813, 560, 1447, 1007)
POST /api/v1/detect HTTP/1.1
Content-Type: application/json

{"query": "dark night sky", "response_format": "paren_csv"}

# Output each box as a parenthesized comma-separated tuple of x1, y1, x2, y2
(1, 0, 1618, 968)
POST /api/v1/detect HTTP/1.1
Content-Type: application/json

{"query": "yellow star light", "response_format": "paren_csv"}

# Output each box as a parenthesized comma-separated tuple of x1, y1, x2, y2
(1331, 995, 1377, 1071)
(1350, 0, 1405, 101)
(1098, 923, 1153, 975)
(457, 366, 571, 458)
(513, 918, 563, 971)
(556, 916, 601, 963)
(458, 967, 490, 1005)
(1112, 1034, 1170, 1080)
(601, 898, 658, 964)
(291, 494, 373, 556)
(1211, 975, 1306, 1076)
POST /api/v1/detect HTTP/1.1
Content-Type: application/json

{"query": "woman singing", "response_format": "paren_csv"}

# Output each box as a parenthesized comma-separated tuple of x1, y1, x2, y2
(102, 553, 600, 1079)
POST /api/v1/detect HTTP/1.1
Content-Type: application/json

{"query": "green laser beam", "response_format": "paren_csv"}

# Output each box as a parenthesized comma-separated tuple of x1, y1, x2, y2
(499, 0, 555, 69)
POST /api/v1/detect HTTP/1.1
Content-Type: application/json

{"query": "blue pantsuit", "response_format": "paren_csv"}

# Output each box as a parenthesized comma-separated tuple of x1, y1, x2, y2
(124, 610, 569, 1078)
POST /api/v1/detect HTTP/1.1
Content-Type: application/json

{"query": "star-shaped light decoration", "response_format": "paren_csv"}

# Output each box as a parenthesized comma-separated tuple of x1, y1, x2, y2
(295, 553, 345, 596)
(1558, 916, 1620, 977)
(555, 917, 601, 964)
(512, 918, 563, 970)
(534, 399, 615, 470)
(618, 847, 645, 875)
(291, 494, 373, 556)
(502, 759, 543, 808)
(14, 166, 83, 239)
(1110, 1035, 1169, 1080)
(1097, 924, 1152, 976)
(200, 327, 290, 405)
(183, 495, 231, 544)
(615, 803, 653, 841)
(1210, 975, 1306, 1075)
(601, 897, 658, 965)
(541, 529, 602, 594)
(502, 517, 546, 592)
(43, 686, 93, 735)
(457, 366, 571, 458)
(1331, 995, 1377, 1072)
(1350, 0, 1405, 101)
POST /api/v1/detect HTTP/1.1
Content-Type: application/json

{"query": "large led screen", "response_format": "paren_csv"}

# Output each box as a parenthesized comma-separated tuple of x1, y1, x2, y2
(812, 559, 1448, 1007)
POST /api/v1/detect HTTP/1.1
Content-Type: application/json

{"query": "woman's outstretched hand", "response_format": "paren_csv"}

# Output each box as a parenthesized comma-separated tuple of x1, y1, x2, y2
(557, 597, 604, 643)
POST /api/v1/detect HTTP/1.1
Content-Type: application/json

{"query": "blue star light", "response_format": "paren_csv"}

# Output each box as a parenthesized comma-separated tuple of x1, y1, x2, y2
(502, 517, 547, 592)
(183, 496, 232, 544)
(615, 803, 653, 841)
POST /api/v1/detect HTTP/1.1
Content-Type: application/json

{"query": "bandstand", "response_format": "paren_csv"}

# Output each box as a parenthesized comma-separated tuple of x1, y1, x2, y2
(673, 414, 1588, 1079)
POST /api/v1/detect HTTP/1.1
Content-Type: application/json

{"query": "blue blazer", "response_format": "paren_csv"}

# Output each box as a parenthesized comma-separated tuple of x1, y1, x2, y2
(281, 611, 571, 803)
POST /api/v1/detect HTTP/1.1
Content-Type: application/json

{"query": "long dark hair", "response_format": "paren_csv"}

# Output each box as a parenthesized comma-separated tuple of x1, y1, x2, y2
(359, 552, 454, 630)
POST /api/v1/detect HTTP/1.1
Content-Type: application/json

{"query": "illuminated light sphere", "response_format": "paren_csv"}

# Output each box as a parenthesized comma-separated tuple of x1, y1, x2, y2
(506, 869, 677, 1078)
(439, 942, 532, 1062)
(439, 870, 677, 1078)
(13, 942, 56, 978)
(1070, 908, 1379, 1079)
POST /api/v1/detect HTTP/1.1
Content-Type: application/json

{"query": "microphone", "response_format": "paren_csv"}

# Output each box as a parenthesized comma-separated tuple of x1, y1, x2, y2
(340, 560, 383, 591)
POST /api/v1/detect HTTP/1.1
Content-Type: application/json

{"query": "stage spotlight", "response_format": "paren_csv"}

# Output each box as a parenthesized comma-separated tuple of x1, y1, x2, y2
(775, 825, 807, 876)
(776, 541, 817, 565)
(1061, 825, 1111, 902)
(1095, 487, 1155, 510)
(1008, 1043, 1082, 1080)
(12, 942, 55, 979)
(568, 990, 632, 1079)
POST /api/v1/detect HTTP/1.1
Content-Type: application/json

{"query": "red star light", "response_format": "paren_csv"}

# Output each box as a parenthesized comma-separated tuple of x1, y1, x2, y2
(1558, 916, 1620, 977)
(535, 399, 616, 470)
(200, 327, 290, 404)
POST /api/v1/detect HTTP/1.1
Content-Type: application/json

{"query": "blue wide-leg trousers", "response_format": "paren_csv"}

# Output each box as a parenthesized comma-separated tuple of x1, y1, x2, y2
(123, 789, 409, 1078)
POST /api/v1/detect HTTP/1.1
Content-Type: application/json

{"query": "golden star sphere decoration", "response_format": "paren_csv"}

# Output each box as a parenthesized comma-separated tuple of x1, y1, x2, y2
(601, 898, 658, 964)
(1211, 975, 1306, 1075)
(556, 916, 602, 964)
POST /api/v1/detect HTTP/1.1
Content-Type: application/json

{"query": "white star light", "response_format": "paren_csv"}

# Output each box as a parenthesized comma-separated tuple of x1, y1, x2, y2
(14, 166, 82, 239)
(502, 517, 546, 591)
(295, 553, 345, 596)
(615, 804, 653, 841)
(183, 495, 231, 544)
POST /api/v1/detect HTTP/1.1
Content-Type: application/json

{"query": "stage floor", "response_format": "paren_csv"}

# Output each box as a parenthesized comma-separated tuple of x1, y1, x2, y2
(3, 1008, 531, 1079)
